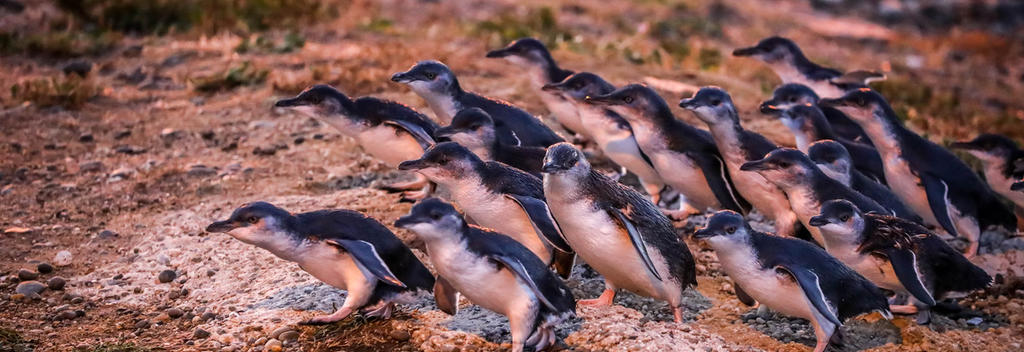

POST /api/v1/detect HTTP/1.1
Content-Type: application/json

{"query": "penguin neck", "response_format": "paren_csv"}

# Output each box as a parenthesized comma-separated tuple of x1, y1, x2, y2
(543, 169, 588, 202)
(854, 111, 902, 158)
(421, 226, 471, 259)
(706, 118, 744, 149)
(817, 164, 852, 186)
(423, 84, 465, 125)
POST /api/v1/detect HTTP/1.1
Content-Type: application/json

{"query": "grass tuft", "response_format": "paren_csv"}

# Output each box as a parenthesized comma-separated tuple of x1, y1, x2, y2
(192, 61, 269, 93)
(235, 31, 305, 54)
(10, 76, 99, 108)
(473, 6, 572, 48)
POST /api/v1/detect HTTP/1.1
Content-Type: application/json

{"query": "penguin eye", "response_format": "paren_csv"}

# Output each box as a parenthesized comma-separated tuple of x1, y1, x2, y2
(788, 97, 797, 103)
(437, 156, 448, 165)
(247, 216, 259, 224)
(839, 214, 850, 222)
(710, 99, 722, 106)
(776, 161, 791, 168)
(425, 72, 437, 80)
(856, 97, 867, 107)
(572, 83, 582, 90)
(623, 96, 634, 104)
(725, 226, 736, 234)
(430, 212, 442, 220)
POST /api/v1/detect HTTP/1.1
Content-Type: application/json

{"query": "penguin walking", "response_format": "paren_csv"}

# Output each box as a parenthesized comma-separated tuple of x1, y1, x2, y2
(740, 148, 890, 246)
(542, 143, 698, 322)
(808, 140, 921, 223)
(398, 142, 574, 277)
(541, 72, 669, 204)
(819, 90, 1016, 256)
(434, 107, 545, 177)
(585, 84, 747, 218)
(680, 87, 801, 237)
(275, 85, 437, 198)
(395, 198, 575, 352)
(733, 36, 882, 99)
(950, 134, 1024, 229)
(205, 202, 434, 324)
(391, 60, 564, 147)
(809, 199, 992, 324)
(695, 210, 890, 352)
(485, 37, 583, 139)
(763, 103, 885, 183)
(761, 83, 867, 143)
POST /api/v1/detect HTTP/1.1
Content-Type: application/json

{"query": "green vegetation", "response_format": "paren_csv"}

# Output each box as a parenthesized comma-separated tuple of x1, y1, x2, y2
(473, 6, 572, 48)
(235, 32, 305, 54)
(698, 47, 723, 70)
(10, 76, 99, 108)
(0, 327, 24, 344)
(192, 61, 269, 93)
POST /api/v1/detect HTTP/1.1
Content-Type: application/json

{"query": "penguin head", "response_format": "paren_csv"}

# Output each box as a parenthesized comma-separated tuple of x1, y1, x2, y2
(808, 140, 853, 183)
(395, 198, 467, 240)
(950, 134, 1019, 164)
(391, 60, 460, 97)
(398, 142, 480, 181)
(485, 37, 553, 68)
(435, 108, 496, 150)
(679, 87, 738, 125)
(542, 72, 615, 102)
(760, 83, 819, 114)
(542, 142, 590, 175)
(206, 202, 296, 248)
(740, 148, 816, 188)
(693, 210, 752, 244)
(274, 85, 356, 121)
(777, 104, 822, 138)
(817, 88, 890, 125)
(809, 199, 865, 239)
(732, 36, 803, 65)
(584, 84, 667, 124)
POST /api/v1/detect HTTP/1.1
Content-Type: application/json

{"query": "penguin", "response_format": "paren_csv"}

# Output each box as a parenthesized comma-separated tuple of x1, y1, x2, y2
(540, 73, 669, 204)
(740, 147, 890, 246)
(275, 84, 437, 198)
(391, 60, 564, 148)
(541, 143, 698, 322)
(680, 87, 802, 237)
(807, 140, 922, 223)
(205, 202, 434, 324)
(819, 89, 1016, 256)
(763, 103, 886, 183)
(434, 107, 545, 177)
(694, 210, 890, 352)
(761, 83, 867, 142)
(733, 36, 873, 99)
(485, 37, 582, 138)
(950, 134, 1024, 228)
(398, 142, 574, 277)
(395, 198, 575, 352)
(809, 199, 992, 324)
(585, 84, 747, 218)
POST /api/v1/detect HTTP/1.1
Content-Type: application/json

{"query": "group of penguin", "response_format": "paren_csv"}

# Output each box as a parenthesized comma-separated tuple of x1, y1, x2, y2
(204, 36, 1024, 352)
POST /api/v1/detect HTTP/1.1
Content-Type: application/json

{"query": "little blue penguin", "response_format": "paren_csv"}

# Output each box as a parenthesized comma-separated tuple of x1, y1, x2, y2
(819, 89, 1016, 256)
(585, 84, 747, 219)
(398, 142, 574, 277)
(810, 199, 992, 324)
(695, 210, 890, 352)
(434, 107, 545, 177)
(391, 60, 564, 147)
(951, 134, 1024, 229)
(396, 198, 575, 352)
(808, 140, 921, 223)
(761, 83, 867, 142)
(542, 143, 698, 322)
(485, 37, 583, 138)
(205, 202, 434, 324)
(733, 36, 874, 99)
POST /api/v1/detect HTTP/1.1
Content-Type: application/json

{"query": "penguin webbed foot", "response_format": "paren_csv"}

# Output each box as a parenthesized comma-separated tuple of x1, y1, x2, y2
(299, 306, 354, 325)
(578, 288, 615, 307)
(672, 306, 684, 323)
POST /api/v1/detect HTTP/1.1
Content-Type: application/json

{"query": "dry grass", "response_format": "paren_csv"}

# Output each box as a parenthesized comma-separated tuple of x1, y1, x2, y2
(9, 75, 99, 108)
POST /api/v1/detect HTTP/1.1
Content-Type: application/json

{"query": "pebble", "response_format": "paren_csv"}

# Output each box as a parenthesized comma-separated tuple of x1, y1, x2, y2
(55, 310, 78, 321)
(194, 328, 211, 339)
(134, 319, 150, 329)
(98, 230, 118, 239)
(47, 277, 66, 290)
(389, 329, 411, 341)
(37, 263, 54, 274)
(201, 312, 217, 321)
(264, 339, 283, 352)
(53, 251, 73, 266)
(78, 161, 103, 173)
(16, 280, 46, 296)
(167, 308, 184, 318)
(79, 133, 94, 143)
(158, 270, 177, 283)
(279, 330, 299, 342)
(108, 167, 134, 180)
(269, 326, 292, 340)
(17, 268, 39, 280)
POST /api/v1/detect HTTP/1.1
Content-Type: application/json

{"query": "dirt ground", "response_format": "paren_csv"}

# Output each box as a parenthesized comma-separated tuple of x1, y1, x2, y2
(2, 0, 1024, 351)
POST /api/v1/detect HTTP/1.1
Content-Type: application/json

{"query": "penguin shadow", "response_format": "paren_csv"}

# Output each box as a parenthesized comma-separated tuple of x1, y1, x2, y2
(919, 301, 1009, 332)
(567, 263, 712, 323)
(442, 305, 583, 347)
(739, 310, 901, 351)
(251, 282, 440, 314)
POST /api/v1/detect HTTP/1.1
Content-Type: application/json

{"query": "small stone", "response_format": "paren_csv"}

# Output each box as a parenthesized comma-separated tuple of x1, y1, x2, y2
(966, 317, 984, 326)
(264, 339, 283, 352)
(253, 145, 279, 156)
(279, 330, 299, 342)
(17, 269, 39, 280)
(37, 263, 54, 274)
(47, 277, 66, 290)
(193, 328, 211, 339)
(79, 161, 103, 173)
(167, 308, 184, 318)
(206, 269, 216, 277)
(53, 251, 73, 266)
(98, 230, 118, 239)
(78, 133, 94, 143)
(201, 312, 217, 321)
(114, 145, 146, 155)
(114, 130, 131, 139)
(16, 280, 45, 295)
(153, 313, 170, 323)
(134, 319, 150, 329)
(62, 60, 93, 77)
(55, 310, 78, 321)
(270, 326, 292, 340)
(389, 329, 411, 341)
(158, 270, 177, 283)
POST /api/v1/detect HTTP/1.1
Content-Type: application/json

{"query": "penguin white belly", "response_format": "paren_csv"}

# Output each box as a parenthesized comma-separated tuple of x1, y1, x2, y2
(787, 189, 826, 245)
(429, 241, 538, 317)
(356, 126, 426, 168)
(717, 247, 816, 320)
(293, 242, 375, 306)
(882, 155, 939, 227)
(828, 242, 904, 293)
(450, 185, 551, 263)
(539, 91, 584, 137)
(650, 151, 718, 210)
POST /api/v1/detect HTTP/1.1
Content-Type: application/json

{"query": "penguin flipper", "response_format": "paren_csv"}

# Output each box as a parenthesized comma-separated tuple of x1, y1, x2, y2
(433, 275, 460, 315)
(324, 239, 407, 288)
(608, 207, 662, 281)
(491, 255, 557, 311)
(384, 120, 435, 150)
(776, 265, 842, 327)
(692, 153, 747, 213)
(882, 248, 936, 306)
(504, 194, 573, 253)
(920, 174, 960, 237)
(733, 282, 757, 306)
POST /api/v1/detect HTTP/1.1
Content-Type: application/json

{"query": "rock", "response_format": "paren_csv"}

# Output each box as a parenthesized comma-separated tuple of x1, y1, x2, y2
(966, 317, 984, 326)
(160, 128, 184, 140)
(264, 339, 283, 352)
(201, 312, 217, 321)
(114, 145, 147, 155)
(53, 251, 73, 266)
(114, 130, 132, 139)
(269, 326, 292, 340)
(47, 277, 66, 290)
(253, 145, 283, 156)
(167, 308, 184, 318)
(158, 270, 177, 283)
(79, 161, 103, 173)
(153, 313, 170, 323)
(134, 319, 150, 329)
(79, 133, 94, 143)
(17, 269, 39, 280)
(98, 230, 118, 239)
(37, 263, 54, 274)
(279, 330, 299, 342)
(193, 328, 211, 339)
(389, 329, 411, 341)
(55, 310, 78, 321)
(63, 60, 93, 77)
(187, 165, 217, 177)
(16, 280, 45, 296)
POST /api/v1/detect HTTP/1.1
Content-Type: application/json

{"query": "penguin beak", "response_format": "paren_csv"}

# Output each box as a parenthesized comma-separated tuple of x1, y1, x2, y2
(398, 158, 430, 171)
(541, 160, 564, 173)
(678, 98, 698, 110)
(433, 126, 462, 138)
(808, 215, 830, 227)
(732, 46, 761, 57)
(584, 94, 613, 106)
(817, 97, 843, 108)
(1012, 181, 1024, 191)
(205, 220, 237, 233)
(394, 214, 422, 229)
(274, 97, 304, 107)
(391, 71, 413, 83)
(692, 228, 720, 239)
(541, 82, 564, 92)
(739, 159, 772, 172)
(759, 101, 782, 115)
(485, 48, 513, 58)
